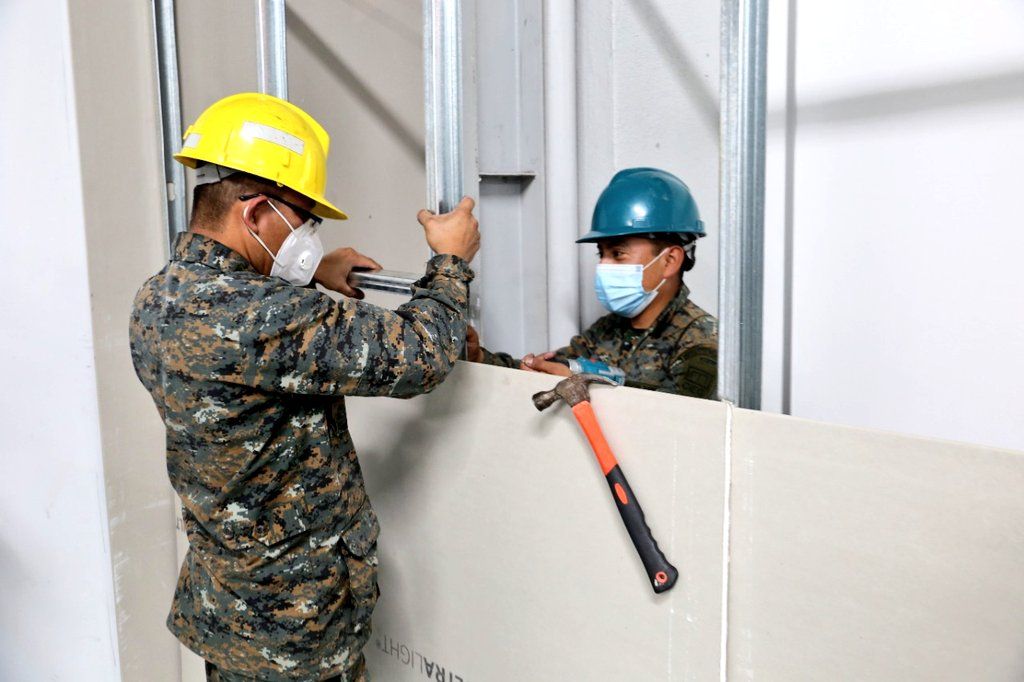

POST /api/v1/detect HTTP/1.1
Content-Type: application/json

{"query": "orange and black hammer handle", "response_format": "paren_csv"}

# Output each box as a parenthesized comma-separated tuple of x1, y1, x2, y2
(571, 401, 679, 593)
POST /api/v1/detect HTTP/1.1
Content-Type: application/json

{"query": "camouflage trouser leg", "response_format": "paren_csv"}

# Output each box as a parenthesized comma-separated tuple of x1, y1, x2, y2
(204, 657, 367, 682)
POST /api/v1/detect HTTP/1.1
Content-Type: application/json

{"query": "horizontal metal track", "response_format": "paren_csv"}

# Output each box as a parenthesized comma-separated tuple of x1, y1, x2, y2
(347, 270, 419, 295)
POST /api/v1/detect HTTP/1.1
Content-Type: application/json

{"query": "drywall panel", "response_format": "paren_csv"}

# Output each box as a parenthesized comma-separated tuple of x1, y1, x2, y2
(66, 1, 184, 679)
(348, 363, 728, 681)
(727, 409, 1024, 680)
(0, 2, 121, 679)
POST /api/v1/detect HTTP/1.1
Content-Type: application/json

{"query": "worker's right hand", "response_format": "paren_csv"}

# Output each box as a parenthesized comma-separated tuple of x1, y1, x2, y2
(417, 196, 480, 262)
(520, 351, 559, 373)
(465, 325, 484, 363)
(521, 352, 571, 377)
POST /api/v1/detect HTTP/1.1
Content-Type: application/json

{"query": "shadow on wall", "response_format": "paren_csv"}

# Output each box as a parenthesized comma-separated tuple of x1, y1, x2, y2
(287, 6, 425, 163)
(769, 67, 1024, 129)
(627, 0, 720, 134)
(341, 0, 421, 46)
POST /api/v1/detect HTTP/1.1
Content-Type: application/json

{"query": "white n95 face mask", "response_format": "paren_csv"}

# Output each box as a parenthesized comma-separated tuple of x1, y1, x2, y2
(247, 200, 324, 286)
(594, 249, 669, 318)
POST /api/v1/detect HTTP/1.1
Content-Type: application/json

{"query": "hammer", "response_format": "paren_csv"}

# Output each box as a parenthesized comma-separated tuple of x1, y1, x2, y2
(533, 374, 679, 593)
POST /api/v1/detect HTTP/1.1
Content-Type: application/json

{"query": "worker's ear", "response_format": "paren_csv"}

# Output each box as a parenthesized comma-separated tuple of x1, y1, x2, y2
(240, 194, 269, 232)
(661, 245, 685, 279)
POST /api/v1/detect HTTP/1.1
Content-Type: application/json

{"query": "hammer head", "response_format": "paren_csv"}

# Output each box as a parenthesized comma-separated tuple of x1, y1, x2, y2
(532, 373, 618, 411)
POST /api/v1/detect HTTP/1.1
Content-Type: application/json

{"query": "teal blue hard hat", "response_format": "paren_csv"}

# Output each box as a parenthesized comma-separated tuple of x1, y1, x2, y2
(577, 167, 705, 243)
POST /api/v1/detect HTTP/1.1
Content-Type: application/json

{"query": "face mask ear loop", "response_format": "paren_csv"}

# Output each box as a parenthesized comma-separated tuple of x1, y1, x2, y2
(243, 203, 283, 268)
(642, 247, 671, 293)
(642, 248, 670, 271)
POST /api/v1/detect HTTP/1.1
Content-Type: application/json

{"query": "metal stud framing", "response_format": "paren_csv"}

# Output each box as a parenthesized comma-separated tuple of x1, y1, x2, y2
(718, 0, 768, 408)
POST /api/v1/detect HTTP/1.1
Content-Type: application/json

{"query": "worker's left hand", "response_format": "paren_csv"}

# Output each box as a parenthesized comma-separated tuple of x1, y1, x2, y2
(521, 352, 571, 377)
(315, 247, 382, 299)
(465, 325, 484, 363)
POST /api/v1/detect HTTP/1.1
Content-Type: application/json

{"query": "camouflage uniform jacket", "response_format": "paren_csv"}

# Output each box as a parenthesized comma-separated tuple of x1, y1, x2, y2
(480, 283, 717, 399)
(129, 232, 473, 681)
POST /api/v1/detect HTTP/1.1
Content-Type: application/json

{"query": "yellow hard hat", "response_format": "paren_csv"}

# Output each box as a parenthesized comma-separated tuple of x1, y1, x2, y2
(174, 93, 347, 220)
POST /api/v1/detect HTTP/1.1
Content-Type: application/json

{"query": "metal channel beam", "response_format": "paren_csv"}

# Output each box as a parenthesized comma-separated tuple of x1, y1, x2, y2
(255, 0, 288, 99)
(424, 0, 464, 215)
(352, 0, 468, 297)
(153, 0, 187, 253)
(543, 0, 581, 350)
(253, 2, 419, 295)
(718, 0, 768, 408)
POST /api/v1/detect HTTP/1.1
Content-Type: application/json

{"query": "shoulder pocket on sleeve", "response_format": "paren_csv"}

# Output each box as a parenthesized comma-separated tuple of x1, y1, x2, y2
(340, 504, 380, 557)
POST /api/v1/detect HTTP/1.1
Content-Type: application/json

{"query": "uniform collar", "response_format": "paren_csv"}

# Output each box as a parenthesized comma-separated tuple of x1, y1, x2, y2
(618, 281, 691, 334)
(172, 231, 255, 273)
(657, 282, 691, 325)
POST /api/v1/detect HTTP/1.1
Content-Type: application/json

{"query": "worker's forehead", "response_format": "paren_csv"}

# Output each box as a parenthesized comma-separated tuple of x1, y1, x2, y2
(596, 236, 659, 250)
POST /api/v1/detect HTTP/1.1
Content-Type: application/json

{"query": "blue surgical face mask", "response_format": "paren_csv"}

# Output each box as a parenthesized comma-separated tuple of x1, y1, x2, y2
(594, 249, 669, 318)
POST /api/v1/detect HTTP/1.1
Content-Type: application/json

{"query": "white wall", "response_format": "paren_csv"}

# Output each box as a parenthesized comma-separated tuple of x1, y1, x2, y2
(764, 0, 1024, 451)
(66, 1, 184, 679)
(577, 0, 721, 327)
(0, 2, 120, 679)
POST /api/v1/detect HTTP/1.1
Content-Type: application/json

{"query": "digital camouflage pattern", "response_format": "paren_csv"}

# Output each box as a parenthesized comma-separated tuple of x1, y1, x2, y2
(129, 232, 473, 681)
(480, 283, 717, 399)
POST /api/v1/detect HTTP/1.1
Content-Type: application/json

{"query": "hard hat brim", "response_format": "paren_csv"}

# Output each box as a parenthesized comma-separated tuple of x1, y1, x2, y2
(309, 195, 348, 221)
(576, 226, 705, 243)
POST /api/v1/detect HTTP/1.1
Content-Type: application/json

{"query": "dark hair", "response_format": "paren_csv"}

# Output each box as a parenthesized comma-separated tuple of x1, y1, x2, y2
(649, 233, 698, 272)
(189, 172, 279, 231)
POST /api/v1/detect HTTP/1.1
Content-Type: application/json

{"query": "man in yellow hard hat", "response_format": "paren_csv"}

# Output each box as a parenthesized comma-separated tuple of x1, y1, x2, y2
(129, 93, 479, 681)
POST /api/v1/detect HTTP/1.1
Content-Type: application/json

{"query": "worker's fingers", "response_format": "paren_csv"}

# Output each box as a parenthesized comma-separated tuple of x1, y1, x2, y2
(416, 208, 436, 226)
(520, 353, 538, 372)
(333, 279, 365, 300)
(538, 351, 556, 361)
(531, 358, 572, 377)
(455, 195, 476, 213)
(351, 253, 383, 271)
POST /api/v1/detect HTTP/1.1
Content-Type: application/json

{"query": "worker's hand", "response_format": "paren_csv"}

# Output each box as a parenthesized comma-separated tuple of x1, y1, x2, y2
(417, 196, 480, 262)
(465, 325, 484, 363)
(314, 247, 382, 299)
(520, 352, 570, 377)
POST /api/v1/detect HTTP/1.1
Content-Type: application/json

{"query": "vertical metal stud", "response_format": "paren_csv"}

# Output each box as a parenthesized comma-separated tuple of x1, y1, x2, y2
(256, 0, 288, 99)
(718, 0, 768, 408)
(424, 0, 464, 215)
(153, 0, 187, 253)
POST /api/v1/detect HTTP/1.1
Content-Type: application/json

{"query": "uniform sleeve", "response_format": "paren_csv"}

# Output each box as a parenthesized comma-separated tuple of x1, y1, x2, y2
(667, 345, 718, 399)
(477, 347, 520, 368)
(666, 314, 718, 399)
(477, 321, 600, 368)
(225, 255, 473, 398)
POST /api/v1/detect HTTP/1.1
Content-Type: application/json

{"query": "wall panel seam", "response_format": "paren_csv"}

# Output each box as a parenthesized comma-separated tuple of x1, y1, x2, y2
(719, 402, 735, 681)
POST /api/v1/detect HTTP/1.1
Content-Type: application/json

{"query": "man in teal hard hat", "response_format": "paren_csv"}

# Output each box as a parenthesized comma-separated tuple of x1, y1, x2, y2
(467, 167, 717, 399)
